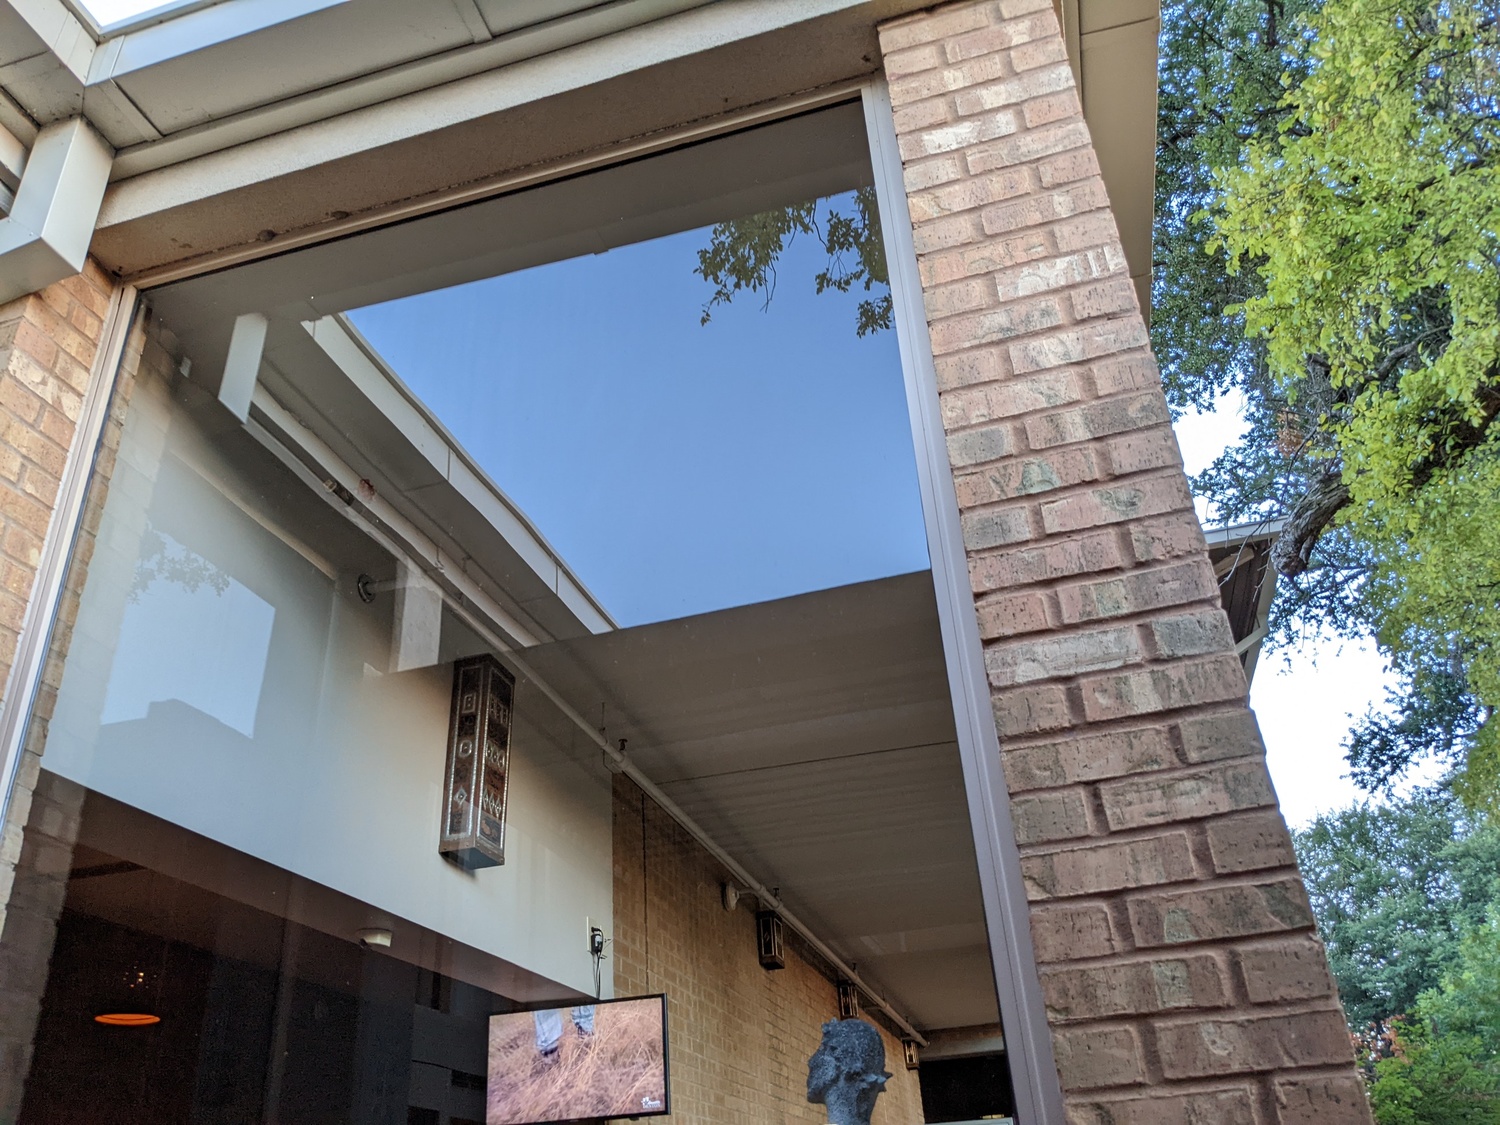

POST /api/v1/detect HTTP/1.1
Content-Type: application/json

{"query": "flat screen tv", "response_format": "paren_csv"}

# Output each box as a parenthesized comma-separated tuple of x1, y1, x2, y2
(486, 994, 669, 1123)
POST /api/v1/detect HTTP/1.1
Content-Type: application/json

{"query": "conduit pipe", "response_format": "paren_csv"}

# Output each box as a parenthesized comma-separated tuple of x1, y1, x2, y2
(242, 383, 929, 1046)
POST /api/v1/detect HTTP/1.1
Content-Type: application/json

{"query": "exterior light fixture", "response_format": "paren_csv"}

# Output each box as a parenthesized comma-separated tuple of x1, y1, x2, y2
(902, 1040, 920, 1070)
(439, 654, 516, 869)
(756, 910, 785, 970)
(837, 980, 860, 1019)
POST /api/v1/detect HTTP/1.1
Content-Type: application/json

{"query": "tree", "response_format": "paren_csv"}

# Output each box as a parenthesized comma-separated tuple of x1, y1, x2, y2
(1293, 791, 1500, 1029)
(1368, 912, 1500, 1123)
(1156, 0, 1500, 807)
(694, 188, 892, 338)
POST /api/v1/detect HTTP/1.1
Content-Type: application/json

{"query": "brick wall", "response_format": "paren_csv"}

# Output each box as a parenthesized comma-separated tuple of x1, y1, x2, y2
(876, 3, 1373, 1122)
(611, 775, 925, 1124)
(0, 262, 124, 929)
(0, 283, 154, 1117)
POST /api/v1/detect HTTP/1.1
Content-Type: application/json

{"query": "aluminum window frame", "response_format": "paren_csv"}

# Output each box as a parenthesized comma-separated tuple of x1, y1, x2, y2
(862, 79, 1068, 1125)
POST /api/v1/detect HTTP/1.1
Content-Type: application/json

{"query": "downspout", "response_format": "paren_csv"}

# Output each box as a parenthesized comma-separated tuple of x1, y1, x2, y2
(0, 116, 113, 305)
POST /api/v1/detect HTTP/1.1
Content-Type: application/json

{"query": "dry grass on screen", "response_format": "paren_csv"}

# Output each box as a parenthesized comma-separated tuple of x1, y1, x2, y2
(486, 1000, 666, 1123)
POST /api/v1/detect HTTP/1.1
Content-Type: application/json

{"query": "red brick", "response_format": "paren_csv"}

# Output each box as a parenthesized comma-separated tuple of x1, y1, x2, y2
(1066, 1088, 1258, 1125)
(1153, 1008, 1356, 1078)
(985, 625, 1140, 687)
(1003, 725, 1174, 789)
(1072, 277, 1140, 320)
(1055, 560, 1219, 624)
(1025, 393, 1171, 451)
(1010, 318, 1150, 374)
(1128, 877, 1315, 947)
(1010, 33, 1070, 70)
(1178, 709, 1265, 764)
(1129, 511, 1208, 562)
(1206, 810, 1298, 874)
(981, 179, 1109, 236)
(1011, 788, 1093, 844)
(927, 295, 1065, 354)
(1053, 210, 1122, 254)
(1274, 1074, 1375, 1124)
(1053, 1025, 1148, 1090)
(1239, 935, 1336, 1004)
(1023, 832, 1197, 900)
(1023, 89, 1082, 128)
(1040, 474, 1193, 536)
(968, 528, 1122, 591)
(1099, 760, 1276, 831)
(1029, 901, 1120, 962)
(954, 62, 1076, 116)
(954, 447, 1101, 506)
(975, 589, 1051, 637)
(1038, 147, 1101, 187)
(1081, 654, 1247, 722)
(1041, 953, 1229, 1021)
(992, 681, 1072, 737)
(907, 166, 1032, 221)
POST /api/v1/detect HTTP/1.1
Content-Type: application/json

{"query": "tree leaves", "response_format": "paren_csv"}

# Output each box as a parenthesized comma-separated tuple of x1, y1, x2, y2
(1160, 0, 1500, 808)
(694, 188, 893, 337)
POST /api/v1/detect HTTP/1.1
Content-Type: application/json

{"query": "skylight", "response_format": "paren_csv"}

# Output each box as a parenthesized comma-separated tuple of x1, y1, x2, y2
(72, 0, 201, 33)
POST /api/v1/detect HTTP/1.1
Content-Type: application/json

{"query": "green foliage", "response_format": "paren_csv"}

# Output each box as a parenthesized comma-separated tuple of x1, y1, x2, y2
(694, 187, 892, 337)
(1157, 0, 1500, 806)
(1293, 791, 1500, 1028)
(1369, 913, 1500, 1123)
(1369, 1019, 1500, 1125)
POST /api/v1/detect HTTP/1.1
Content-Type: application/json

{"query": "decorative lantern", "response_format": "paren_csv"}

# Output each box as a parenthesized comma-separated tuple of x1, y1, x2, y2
(837, 980, 860, 1020)
(756, 910, 786, 970)
(439, 654, 516, 869)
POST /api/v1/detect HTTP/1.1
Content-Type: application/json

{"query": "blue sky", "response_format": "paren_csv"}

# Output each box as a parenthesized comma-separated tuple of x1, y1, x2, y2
(349, 199, 928, 628)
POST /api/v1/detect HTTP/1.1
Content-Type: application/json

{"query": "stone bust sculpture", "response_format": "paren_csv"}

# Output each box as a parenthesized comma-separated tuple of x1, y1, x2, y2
(806, 1018, 891, 1125)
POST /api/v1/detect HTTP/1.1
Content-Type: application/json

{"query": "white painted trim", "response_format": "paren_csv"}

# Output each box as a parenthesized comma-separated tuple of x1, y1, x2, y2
(99, 0, 857, 198)
(0, 116, 113, 304)
(863, 81, 1068, 1124)
(0, 284, 135, 844)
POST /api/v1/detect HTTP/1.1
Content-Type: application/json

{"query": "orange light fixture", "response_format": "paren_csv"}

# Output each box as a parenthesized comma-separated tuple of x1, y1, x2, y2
(94, 1013, 160, 1027)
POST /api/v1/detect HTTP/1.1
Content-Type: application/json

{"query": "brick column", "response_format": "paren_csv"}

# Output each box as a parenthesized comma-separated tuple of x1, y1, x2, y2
(877, 3, 1372, 1122)
(0, 265, 117, 917)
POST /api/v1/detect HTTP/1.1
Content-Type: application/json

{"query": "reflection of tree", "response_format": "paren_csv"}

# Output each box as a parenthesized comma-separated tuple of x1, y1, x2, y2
(129, 524, 231, 603)
(695, 188, 892, 337)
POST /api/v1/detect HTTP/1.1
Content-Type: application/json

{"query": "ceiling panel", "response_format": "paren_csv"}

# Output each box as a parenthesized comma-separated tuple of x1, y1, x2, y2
(520, 571, 997, 1029)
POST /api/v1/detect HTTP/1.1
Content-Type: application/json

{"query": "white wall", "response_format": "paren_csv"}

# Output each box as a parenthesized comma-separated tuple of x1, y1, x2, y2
(44, 362, 613, 999)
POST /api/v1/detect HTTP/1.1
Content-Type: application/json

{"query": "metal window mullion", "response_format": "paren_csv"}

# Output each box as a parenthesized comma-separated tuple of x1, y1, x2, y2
(861, 80, 1067, 1125)
(0, 285, 140, 832)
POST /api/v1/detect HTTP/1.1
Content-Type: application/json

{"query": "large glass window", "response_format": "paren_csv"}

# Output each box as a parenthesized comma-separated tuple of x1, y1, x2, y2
(2, 99, 1007, 1123)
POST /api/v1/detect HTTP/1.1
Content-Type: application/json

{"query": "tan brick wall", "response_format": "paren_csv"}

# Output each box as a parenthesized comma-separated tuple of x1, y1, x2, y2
(612, 775, 926, 1124)
(877, 3, 1372, 1122)
(0, 263, 127, 927)
(0, 282, 157, 1118)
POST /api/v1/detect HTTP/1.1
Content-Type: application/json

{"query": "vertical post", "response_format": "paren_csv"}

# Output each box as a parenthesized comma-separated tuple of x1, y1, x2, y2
(862, 80, 1068, 1125)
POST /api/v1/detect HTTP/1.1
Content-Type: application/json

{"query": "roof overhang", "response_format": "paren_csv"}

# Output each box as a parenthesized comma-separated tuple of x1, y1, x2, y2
(0, 0, 1160, 296)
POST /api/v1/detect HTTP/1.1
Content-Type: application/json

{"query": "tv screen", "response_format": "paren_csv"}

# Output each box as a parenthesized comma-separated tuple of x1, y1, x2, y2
(486, 994, 669, 1123)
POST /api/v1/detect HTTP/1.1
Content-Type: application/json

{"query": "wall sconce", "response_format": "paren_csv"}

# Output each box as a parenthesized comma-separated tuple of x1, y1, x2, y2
(756, 910, 785, 970)
(837, 980, 860, 1019)
(902, 1040, 920, 1070)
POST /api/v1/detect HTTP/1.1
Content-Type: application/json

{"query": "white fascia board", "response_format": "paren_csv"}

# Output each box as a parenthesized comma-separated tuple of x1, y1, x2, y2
(98, 0, 863, 220)
(87, 0, 348, 83)
(0, 115, 112, 303)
